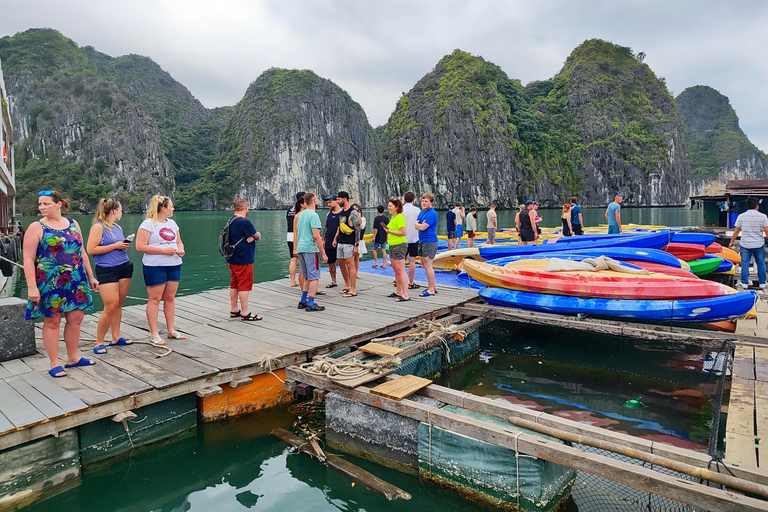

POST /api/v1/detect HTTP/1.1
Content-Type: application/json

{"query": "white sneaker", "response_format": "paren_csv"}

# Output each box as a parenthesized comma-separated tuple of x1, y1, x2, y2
(760, 284, 767, 289)
(737, 282, 749, 289)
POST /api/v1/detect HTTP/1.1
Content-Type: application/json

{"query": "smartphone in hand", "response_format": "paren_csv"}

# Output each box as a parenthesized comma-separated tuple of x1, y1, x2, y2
(124, 233, 136, 243)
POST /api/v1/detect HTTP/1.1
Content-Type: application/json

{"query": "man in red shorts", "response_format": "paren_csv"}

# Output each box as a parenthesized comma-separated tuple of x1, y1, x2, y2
(228, 198, 262, 321)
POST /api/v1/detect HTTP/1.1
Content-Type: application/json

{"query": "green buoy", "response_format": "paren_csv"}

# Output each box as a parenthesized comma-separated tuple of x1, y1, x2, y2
(623, 397, 644, 409)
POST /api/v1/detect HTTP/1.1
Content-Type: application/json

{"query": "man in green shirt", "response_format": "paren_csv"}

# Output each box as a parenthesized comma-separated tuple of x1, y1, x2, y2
(295, 193, 328, 311)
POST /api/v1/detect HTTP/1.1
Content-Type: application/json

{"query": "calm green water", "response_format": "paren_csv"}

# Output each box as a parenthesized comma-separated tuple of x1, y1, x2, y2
(8, 207, 703, 307)
(23, 409, 498, 512)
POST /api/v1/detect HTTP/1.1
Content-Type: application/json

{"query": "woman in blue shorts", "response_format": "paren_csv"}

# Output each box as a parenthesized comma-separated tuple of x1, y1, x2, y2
(87, 198, 134, 354)
(136, 195, 185, 346)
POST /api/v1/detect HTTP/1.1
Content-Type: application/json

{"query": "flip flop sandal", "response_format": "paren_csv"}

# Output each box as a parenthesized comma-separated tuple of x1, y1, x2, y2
(109, 337, 133, 346)
(408, 283, 421, 289)
(325, 283, 338, 288)
(387, 292, 400, 298)
(149, 335, 167, 346)
(342, 292, 358, 298)
(340, 289, 349, 294)
(372, 264, 379, 268)
(65, 357, 96, 368)
(48, 366, 67, 378)
(316, 290, 326, 295)
(394, 297, 411, 302)
(241, 313, 263, 321)
(93, 344, 107, 354)
(230, 310, 241, 318)
(419, 290, 436, 297)
(167, 330, 187, 340)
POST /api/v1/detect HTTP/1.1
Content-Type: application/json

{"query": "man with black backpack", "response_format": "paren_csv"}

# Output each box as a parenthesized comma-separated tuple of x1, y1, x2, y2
(223, 198, 262, 321)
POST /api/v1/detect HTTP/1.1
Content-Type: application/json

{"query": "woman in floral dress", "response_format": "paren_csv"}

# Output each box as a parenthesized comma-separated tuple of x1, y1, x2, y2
(22, 191, 99, 378)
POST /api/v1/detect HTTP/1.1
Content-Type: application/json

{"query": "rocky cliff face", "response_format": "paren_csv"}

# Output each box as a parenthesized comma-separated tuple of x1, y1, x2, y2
(383, 41, 691, 207)
(677, 85, 768, 196)
(381, 50, 530, 208)
(529, 39, 690, 206)
(0, 29, 175, 213)
(198, 68, 384, 209)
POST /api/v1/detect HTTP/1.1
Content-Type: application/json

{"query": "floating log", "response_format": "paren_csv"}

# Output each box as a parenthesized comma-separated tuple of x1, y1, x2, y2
(270, 428, 411, 501)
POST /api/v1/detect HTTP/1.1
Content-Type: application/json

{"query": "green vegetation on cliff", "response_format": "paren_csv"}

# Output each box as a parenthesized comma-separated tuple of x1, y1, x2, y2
(677, 85, 768, 178)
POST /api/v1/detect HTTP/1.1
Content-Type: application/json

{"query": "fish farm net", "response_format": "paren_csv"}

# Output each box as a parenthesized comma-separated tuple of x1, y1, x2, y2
(476, 321, 734, 512)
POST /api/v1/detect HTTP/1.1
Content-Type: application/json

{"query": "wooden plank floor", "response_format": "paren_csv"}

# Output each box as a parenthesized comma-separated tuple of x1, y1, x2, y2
(0, 273, 477, 451)
(726, 343, 768, 468)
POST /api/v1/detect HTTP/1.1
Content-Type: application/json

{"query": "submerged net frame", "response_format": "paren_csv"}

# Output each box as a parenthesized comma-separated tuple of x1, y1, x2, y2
(481, 321, 736, 512)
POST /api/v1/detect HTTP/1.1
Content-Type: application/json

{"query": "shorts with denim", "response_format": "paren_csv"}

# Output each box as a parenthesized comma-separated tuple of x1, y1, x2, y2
(487, 228, 496, 240)
(373, 241, 386, 250)
(337, 243, 355, 259)
(418, 242, 438, 259)
(143, 264, 181, 287)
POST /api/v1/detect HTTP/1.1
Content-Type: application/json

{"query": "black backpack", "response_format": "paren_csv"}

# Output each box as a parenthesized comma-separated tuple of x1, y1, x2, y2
(218, 216, 245, 260)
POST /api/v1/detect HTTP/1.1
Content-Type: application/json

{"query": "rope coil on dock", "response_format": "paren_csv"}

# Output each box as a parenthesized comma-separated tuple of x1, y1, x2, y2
(299, 358, 401, 381)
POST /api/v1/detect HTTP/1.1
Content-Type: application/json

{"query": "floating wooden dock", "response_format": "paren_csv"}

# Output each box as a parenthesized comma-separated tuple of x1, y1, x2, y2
(0, 274, 477, 452)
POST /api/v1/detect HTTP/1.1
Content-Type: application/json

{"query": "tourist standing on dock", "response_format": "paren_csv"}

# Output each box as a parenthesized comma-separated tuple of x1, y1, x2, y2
(446, 207, 457, 250)
(533, 201, 542, 239)
(296, 193, 328, 311)
(323, 195, 341, 288)
(453, 203, 465, 240)
(136, 195, 185, 346)
(605, 194, 623, 234)
(402, 191, 421, 290)
(383, 199, 409, 301)
(87, 198, 134, 355)
(333, 191, 360, 298)
(351, 203, 367, 276)
(517, 201, 537, 245)
(486, 203, 498, 244)
(570, 196, 584, 235)
(227, 198, 262, 321)
(23, 190, 98, 378)
(561, 204, 573, 237)
(287, 192, 305, 287)
(372, 205, 389, 268)
(466, 205, 478, 247)
(728, 197, 768, 289)
(415, 193, 439, 296)
(292, 196, 307, 292)
(514, 204, 525, 242)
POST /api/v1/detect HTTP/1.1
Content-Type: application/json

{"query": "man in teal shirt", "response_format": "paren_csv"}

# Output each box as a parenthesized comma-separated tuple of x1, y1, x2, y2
(605, 194, 623, 234)
(295, 192, 328, 311)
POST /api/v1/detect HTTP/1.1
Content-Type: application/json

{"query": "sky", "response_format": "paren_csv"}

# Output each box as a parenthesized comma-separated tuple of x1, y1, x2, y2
(3, 0, 767, 151)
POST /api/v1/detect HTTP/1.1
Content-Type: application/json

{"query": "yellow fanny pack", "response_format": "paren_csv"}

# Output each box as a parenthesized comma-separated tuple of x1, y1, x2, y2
(339, 222, 354, 235)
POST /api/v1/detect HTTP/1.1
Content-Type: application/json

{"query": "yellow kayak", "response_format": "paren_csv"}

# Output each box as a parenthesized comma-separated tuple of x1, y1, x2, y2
(432, 248, 484, 270)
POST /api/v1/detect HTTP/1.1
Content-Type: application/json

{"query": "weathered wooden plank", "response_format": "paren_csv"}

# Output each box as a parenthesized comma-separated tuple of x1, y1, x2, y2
(335, 369, 392, 389)
(18, 372, 88, 415)
(0, 411, 14, 434)
(727, 431, 758, 467)
(755, 381, 768, 468)
(64, 358, 152, 400)
(0, 359, 33, 376)
(754, 347, 768, 382)
(370, 374, 431, 400)
(734, 345, 756, 380)
(113, 343, 218, 381)
(0, 364, 11, 378)
(358, 342, 403, 357)
(0, 379, 47, 428)
(91, 347, 186, 390)
(5, 375, 66, 421)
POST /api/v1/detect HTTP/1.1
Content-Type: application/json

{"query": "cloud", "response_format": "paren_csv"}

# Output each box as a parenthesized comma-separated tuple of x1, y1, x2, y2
(2, 0, 767, 150)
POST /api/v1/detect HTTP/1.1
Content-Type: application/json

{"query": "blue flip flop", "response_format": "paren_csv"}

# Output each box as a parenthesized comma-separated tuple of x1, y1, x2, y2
(420, 290, 436, 297)
(109, 337, 133, 346)
(48, 366, 67, 378)
(93, 344, 107, 354)
(64, 357, 96, 368)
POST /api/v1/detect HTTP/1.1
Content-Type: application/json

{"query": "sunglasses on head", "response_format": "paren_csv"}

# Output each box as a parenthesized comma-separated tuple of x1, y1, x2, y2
(38, 190, 54, 197)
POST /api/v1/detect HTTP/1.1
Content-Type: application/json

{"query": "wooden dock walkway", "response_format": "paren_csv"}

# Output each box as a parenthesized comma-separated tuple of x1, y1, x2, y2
(0, 274, 477, 451)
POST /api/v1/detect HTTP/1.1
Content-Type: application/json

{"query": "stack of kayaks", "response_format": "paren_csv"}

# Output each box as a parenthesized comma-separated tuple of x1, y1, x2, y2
(463, 257, 758, 324)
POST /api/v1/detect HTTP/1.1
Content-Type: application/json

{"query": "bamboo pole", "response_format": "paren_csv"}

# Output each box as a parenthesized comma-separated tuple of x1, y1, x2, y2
(508, 416, 768, 499)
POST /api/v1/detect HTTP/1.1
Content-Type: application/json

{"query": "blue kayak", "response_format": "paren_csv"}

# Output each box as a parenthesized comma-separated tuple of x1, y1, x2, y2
(670, 232, 717, 246)
(479, 232, 673, 260)
(484, 247, 682, 269)
(479, 287, 758, 323)
(701, 254, 734, 273)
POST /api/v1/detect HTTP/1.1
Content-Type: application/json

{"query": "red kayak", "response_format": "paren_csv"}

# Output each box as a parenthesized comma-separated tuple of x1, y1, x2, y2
(706, 242, 723, 254)
(663, 243, 706, 261)
(463, 260, 729, 300)
(625, 261, 695, 278)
